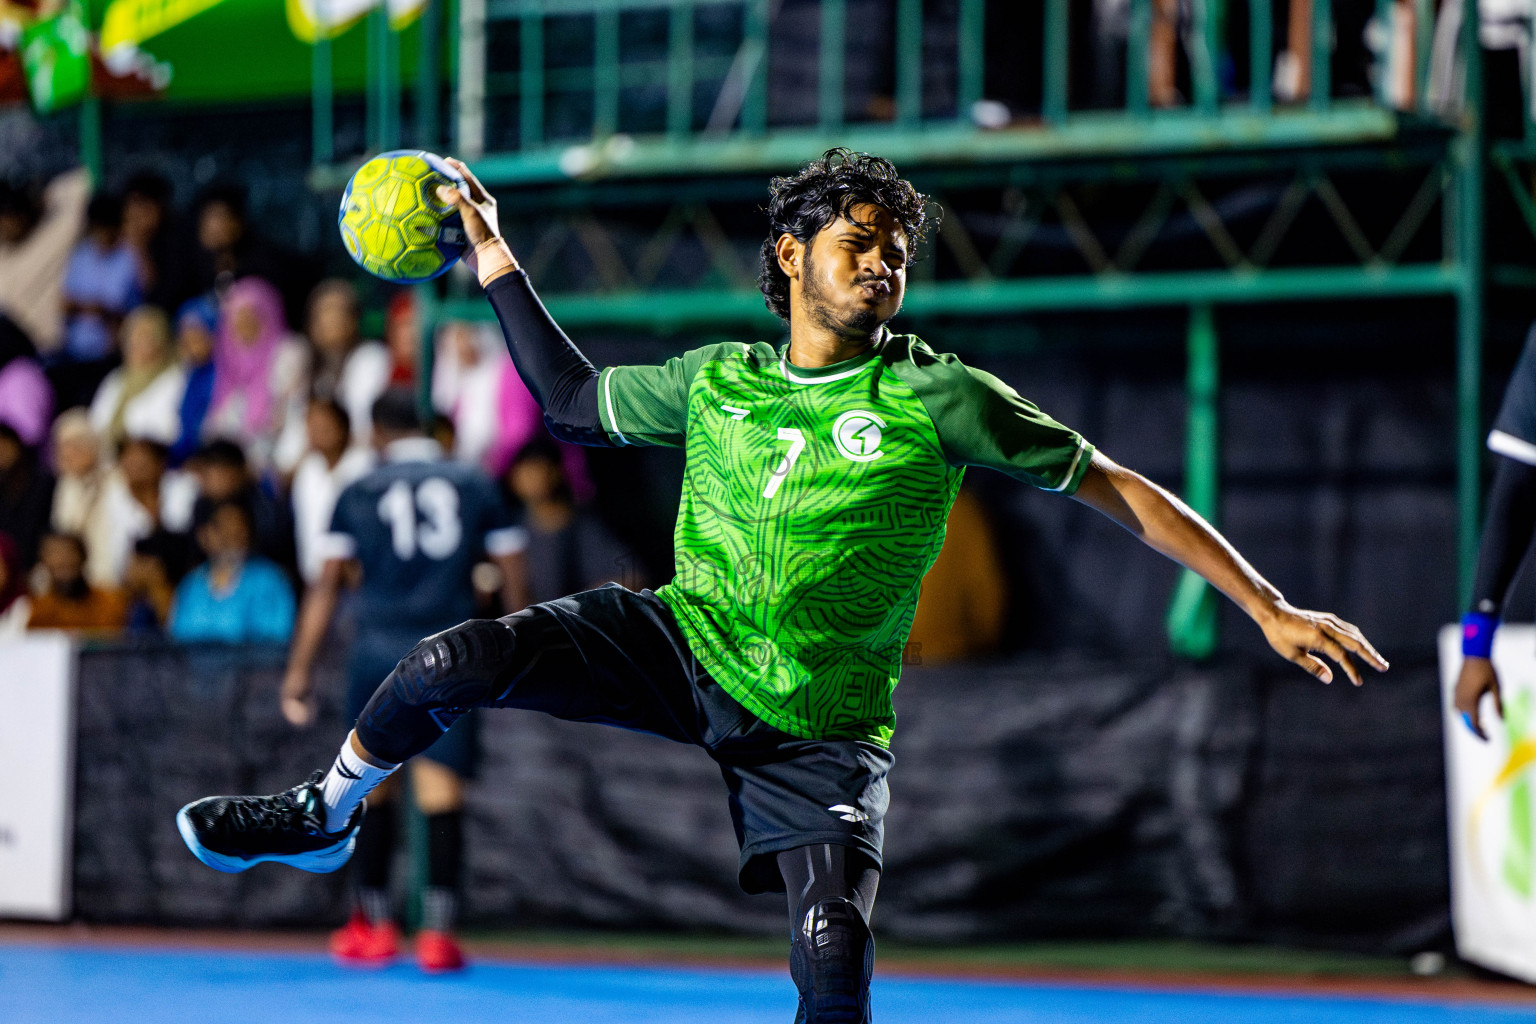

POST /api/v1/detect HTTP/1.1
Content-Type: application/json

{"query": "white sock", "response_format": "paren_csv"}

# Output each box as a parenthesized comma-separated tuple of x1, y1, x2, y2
(319, 737, 397, 831)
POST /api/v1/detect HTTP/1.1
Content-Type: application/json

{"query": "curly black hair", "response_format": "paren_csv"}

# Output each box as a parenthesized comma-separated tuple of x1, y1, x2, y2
(758, 149, 932, 323)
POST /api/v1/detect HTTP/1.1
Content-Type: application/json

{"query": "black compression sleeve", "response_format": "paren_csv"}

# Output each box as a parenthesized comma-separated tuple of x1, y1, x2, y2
(1471, 455, 1536, 615)
(484, 270, 614, 447)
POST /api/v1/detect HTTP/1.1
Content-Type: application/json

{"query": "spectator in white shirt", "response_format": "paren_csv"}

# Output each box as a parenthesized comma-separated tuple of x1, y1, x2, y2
(89, 305, 187, 453)
(50, 410, 117, 588)
(291, 397, 373, 585)
(274, 279, 389, 473)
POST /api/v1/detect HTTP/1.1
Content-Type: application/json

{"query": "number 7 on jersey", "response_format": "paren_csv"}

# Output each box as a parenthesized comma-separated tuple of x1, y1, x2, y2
(763, 427, 806, 499)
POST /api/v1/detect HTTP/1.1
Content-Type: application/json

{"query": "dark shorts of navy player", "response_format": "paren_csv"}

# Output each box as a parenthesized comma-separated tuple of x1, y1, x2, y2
(348, 627, 481, 778)
(463, 584, 892, 895)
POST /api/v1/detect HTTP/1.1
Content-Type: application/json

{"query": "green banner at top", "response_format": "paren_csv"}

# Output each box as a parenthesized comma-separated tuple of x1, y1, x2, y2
(100, 0, 230, 53)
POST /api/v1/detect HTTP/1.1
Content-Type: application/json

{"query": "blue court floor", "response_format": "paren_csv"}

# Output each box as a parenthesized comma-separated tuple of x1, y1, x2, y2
(2, 943, 1535, 1024)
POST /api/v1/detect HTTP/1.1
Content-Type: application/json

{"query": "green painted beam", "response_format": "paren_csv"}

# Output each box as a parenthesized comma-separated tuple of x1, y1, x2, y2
(1251, 0, 1272, 112)
(666, 2, 694, 139)
(1167, 303, 1220, 660)
(433, 264, 1462, 332)
(1457, 0, 1486, 603)
(312, 34, 333, 165)
(957, 0, 984, 117)
(1127, 0, 1151, 115)
(454, 105, 1404, 187)
(818, 0, 846, 131)
(1044, 0, 1069, 126)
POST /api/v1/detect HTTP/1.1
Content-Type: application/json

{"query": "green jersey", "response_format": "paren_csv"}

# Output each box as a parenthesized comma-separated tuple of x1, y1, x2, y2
(596, 332, 1093, 747)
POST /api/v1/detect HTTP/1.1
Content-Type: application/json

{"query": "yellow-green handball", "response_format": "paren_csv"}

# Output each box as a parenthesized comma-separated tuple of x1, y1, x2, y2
(338, 150, 470, 283)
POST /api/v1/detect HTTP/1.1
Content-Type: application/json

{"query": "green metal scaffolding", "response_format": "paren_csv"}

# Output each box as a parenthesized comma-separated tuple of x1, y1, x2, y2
(298, 0, 1522, 655)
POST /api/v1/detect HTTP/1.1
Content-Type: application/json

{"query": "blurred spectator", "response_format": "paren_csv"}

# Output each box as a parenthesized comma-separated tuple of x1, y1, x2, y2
(185, 183, 317, 328)
(187, 439, 293, 571)
(59, 191, 141, 376)
(0, 168, 89, 355)
(170, 500, 295, 642)
(204, 277, 306, 467)
(170, 296, 218, 466)
(291, 398, 373, 585)
(305, 279, 390, 436)
(480, 340, 594, 502)
(0, 532, 29, 637)
(274, 279, 389, 471)
(507, 436, 635, 603)
(27, 532, 128, 631)
(0, 312, 53, 447)
(121, 171, 179, 310)
(905, 487, 1008, 665)
(124, 531, 190, 635)
(0, 422, 55, 566)
(384, 291, 418, 386)
(50, 410, 116, 587)
(100, 437, 197, 585)
(433, 320, 509, 471)
(89, 305, 187, 451)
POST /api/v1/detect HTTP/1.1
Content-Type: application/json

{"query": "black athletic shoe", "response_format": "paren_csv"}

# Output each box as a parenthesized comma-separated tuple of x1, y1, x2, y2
(176, 770, 363, 874)
(790, 897, 874, 1023)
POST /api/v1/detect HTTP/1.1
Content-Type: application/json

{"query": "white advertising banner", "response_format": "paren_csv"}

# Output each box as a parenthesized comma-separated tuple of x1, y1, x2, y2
(1441, 622, 1536, 982)
(0, 633, 77, 920)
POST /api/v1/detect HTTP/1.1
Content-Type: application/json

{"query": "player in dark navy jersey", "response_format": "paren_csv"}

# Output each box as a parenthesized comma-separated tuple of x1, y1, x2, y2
(1458, 324, 1536, 739)
(279, 389, 528, 971)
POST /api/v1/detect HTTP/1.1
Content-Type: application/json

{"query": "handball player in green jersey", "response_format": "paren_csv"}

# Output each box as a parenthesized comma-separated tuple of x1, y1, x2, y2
(179, 150, 1388, 1023)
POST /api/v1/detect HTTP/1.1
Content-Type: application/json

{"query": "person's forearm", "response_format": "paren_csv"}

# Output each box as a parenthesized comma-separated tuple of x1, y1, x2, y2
(286, 576, 340, 677)
(1074, 457, 1284, 625)
(493, 551, 529, 613)
(484, 271, 612, 446)
(1470, 457, 1536, 615)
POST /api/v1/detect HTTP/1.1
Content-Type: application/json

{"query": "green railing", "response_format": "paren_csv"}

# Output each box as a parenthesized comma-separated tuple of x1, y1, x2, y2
(313, 0, 1478, 179)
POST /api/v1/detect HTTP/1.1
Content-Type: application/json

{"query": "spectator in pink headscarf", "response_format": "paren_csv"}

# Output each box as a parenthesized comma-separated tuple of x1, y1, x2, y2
(203, 277, 305, 468)
(0, 314, 53, 448)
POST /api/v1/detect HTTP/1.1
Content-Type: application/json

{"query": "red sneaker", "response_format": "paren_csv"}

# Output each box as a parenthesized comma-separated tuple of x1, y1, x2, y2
(329, 911, 400, 966)
(415, 929, 466, 973)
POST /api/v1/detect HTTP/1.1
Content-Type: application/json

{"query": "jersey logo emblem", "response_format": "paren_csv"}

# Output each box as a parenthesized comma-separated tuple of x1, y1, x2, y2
(721, 404, 750, 420)
(831, 410, 886, 462)
(828, 804, 870, 823)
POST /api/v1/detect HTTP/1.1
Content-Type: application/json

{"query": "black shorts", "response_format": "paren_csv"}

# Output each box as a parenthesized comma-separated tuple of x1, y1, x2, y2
(348, 628, 480, 778)
(485, 584, 893, 895)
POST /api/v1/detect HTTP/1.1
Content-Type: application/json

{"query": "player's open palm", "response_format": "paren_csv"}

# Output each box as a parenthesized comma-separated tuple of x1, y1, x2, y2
(1259, 602, 1388, 686)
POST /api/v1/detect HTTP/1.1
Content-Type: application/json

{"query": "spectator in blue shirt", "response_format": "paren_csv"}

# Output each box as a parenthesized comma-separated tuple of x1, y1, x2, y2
(170, 499, 294, 643)
(171, 296, 218, 467)
(61, 192, 141, 359)
(57, 192, 142, 407)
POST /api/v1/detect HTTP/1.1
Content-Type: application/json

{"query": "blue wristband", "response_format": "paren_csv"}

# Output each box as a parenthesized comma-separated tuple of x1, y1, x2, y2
(1463, 611, 1498, 660)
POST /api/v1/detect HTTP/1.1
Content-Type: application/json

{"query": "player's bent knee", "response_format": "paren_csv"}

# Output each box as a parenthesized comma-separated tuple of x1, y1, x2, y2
(389, 618, 518, 712)
(355, 618, 518, 765)
(789, 897, 874, 1024)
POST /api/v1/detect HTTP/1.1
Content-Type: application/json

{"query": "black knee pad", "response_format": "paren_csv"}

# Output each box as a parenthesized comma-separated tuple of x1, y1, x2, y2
(789, 897, 874, 1024)
(389, 618, 518, 717)
(356, 619, 516, 763)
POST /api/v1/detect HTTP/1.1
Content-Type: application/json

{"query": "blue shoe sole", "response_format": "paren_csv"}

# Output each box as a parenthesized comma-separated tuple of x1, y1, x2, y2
(176, 804, 359, 874)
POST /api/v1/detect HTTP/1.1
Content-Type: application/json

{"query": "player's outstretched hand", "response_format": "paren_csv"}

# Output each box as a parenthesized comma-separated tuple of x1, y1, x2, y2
(436, 157, 500, 247)
(1259, 602, 1388, 686)
(1454, 657, 1504, 742)
(280, 668, 317, 728)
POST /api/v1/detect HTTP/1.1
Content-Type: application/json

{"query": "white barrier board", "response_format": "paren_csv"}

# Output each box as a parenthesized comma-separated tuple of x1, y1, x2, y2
(1441, 623, 1536, 982)
(0, 633, 76, 920)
